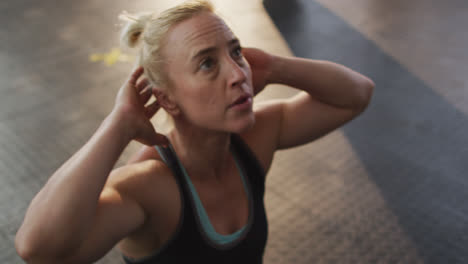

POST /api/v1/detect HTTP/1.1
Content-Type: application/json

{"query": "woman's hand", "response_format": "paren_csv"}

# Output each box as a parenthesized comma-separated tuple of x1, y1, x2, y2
(242, 47, 275, 95)
(111, 66, 168, 146)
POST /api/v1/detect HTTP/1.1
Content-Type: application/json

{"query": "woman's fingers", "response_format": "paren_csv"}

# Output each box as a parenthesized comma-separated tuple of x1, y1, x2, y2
(136, 78, 149, 93)
(113, 67, 170, 147)
(129, 67, 144, 87)
(139, 86, 153, 104)
(144, 99, 161, 118)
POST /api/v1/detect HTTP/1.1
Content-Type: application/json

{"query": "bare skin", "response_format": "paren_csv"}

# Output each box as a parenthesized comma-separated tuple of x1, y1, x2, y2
(15, 11, 374, 264)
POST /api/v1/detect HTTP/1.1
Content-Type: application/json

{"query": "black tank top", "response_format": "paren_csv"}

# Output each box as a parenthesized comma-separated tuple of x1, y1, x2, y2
(122, 134, 268, 264)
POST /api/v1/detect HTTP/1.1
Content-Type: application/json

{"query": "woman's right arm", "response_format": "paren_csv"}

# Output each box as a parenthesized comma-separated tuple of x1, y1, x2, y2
(15, 67, 167, 263)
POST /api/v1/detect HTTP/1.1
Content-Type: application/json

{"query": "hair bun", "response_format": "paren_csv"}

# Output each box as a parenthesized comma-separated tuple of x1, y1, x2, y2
(119, 11, 152, 49)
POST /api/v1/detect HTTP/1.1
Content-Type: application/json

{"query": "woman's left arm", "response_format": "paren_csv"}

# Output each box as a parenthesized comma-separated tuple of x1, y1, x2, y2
(244, 48, 374, 150)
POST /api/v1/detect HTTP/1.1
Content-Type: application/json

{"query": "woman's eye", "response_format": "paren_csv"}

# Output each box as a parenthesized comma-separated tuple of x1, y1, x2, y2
(200, 58, 214, 71)
(232, 46, 243, 58)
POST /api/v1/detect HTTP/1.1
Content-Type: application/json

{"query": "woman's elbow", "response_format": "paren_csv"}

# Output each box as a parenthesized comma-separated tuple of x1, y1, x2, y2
(15, 227, 65, 263)
(16, 243, 62, 264)
(15, 230, 38, 262)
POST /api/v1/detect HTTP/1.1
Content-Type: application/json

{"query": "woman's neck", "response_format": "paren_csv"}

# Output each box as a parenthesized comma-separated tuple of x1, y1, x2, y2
(168, 121, 233, 182)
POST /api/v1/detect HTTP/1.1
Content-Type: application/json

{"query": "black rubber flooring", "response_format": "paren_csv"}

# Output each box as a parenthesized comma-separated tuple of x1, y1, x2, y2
(264, 0, 468, 263)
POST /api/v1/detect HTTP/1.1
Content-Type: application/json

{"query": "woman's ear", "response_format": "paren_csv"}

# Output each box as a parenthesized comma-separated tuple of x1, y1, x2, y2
(152, 87, 180, 115)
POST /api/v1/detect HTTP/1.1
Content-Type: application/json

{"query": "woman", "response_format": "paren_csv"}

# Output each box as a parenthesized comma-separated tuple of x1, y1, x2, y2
(15, 1, 374, 263)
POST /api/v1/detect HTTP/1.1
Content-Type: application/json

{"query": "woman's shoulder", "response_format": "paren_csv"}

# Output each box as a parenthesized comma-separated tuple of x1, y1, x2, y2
(105, 147, 179, 208)
(105, 159, 175, 201)
(126, 145, 162, 165)
(108, 144, 167, 187)
(110, 144, 176, 189)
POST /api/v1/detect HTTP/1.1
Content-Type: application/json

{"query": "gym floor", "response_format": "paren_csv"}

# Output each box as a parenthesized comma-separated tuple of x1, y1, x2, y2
(1, 0, 467, 263)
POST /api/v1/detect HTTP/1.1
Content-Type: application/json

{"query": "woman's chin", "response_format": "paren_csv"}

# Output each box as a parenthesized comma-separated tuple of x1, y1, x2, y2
(230, 114, 256, 133)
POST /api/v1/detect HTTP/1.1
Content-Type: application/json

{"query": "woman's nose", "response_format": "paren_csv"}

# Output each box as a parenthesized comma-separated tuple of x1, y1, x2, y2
(226, 58, 247, 88)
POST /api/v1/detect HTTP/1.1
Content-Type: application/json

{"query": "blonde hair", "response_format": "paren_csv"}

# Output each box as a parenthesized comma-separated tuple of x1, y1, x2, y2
(119, 0, 215, 133)
(119, 0, 214, 87)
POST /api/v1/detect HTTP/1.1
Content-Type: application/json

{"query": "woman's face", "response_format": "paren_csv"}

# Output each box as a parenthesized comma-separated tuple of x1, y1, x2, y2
(161, 12, 255, 133)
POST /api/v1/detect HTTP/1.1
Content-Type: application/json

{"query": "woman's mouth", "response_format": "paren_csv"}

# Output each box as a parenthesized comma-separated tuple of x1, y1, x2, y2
(228, 94, 252, 110)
